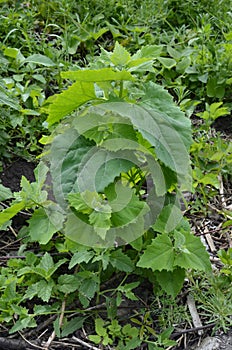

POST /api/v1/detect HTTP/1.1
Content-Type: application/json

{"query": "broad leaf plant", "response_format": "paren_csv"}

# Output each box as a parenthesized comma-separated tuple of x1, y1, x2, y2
(0, 43, 211, 334)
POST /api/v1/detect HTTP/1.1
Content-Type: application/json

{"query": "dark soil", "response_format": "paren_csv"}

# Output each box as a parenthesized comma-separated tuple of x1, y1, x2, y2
(213, 115, 232, 136)
(0, 159, 36, 230)
(0, 159, 35, 192)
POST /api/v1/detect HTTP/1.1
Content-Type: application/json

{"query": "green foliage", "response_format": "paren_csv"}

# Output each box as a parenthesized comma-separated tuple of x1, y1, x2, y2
(0, 0, 231, 344)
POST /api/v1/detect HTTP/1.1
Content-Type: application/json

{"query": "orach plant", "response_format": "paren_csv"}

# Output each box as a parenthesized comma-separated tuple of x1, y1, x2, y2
(0, 43, 211, 337)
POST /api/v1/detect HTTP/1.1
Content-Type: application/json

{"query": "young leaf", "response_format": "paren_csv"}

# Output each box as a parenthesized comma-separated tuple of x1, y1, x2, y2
(110, 41, 131, 66)
(89, 209, 112, 239)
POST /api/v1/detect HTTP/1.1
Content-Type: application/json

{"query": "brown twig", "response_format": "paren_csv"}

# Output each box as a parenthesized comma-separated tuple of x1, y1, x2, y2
(43, 299, 66, 349)
(72, 336, 102, 350)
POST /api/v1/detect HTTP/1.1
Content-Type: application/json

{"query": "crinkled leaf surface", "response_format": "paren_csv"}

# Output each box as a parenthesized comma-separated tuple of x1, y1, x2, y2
(58, 274, 81, 293)
(91, 93, 191, 188)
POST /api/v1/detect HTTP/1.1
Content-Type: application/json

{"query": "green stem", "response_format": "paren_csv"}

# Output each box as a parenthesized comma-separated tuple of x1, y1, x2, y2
(119, 81, 124, 98)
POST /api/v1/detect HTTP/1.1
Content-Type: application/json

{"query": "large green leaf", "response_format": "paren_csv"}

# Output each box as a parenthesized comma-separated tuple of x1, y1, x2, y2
(139, 82, 192, 150)
(137, 234, 175, 271)
(47, 129, 95, 207)
(46, 81, 97, 126)
(137, 229, 211, 273)
(89, 96, 191, 188)
(46, 68, 134, 126)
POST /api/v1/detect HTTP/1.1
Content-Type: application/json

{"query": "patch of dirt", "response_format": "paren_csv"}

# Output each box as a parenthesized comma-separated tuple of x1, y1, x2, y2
(213, 115, 232, 136)
(0, 159, 35, 192)
(0, 159, 36, 230)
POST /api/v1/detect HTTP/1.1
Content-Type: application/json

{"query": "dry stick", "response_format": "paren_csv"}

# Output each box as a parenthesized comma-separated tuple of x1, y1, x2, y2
(218, 174, 226, 208)
(187, 294, 203, 336)
(9, 225, 18, 237)
(43, 299, 66, 350)
(171, 322, 216, 338)
(50, 340, 83, 348)
(18, 331, 44, 349)
(72, 336, 102, 350)
(204, 226, 216, 253)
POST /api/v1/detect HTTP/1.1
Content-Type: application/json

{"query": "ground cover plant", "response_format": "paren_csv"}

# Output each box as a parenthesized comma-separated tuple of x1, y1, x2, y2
(0, 0, 231, 349)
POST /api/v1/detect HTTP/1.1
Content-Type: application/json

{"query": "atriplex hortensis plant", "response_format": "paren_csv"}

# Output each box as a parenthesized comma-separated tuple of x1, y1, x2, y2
(0, 43, 211, 325)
